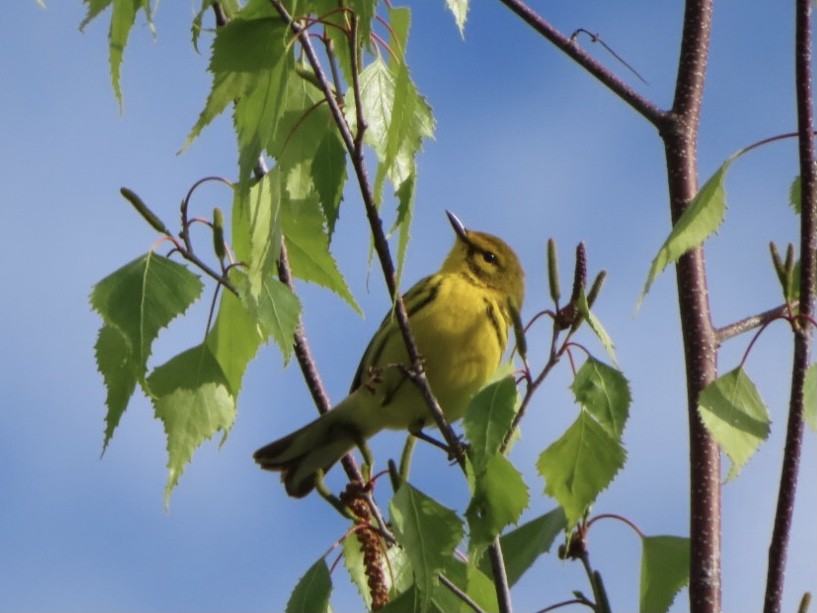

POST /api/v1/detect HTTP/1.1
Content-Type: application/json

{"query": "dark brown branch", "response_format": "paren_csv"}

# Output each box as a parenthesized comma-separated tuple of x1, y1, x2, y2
(661, 2, 720, 612)
(764, 1, 817, 610)
(495, 0, 666, 127)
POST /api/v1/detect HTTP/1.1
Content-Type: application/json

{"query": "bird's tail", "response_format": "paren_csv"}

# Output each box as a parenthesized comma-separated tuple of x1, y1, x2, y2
(253, 400, 367, 498)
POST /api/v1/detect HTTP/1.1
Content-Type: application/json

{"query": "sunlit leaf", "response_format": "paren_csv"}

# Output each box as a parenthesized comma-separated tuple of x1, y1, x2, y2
(639, 157, 734, 307)
(577, 290, 617, 365)
(185, 12, 292, 185)
(147, 343, 236, 506)
(282, 193, 360, 313)
(390, 484, 464, 610)
(465, 454, 529, 545)
(572, 358, 631, 439)
(445, 0, 470, 37)
(698, 367, 771, 481)
(95, 324, 138, 452)
(286, 558, 331, 613)
(537, 411, 626, 527)
(206, 281, 265, 394)
(92, 250, 202, 372)
(478, 507, 567, 587)
(91, 253, 203, 449)
(462, 376, 518, 468)
(80, 0, 154, 110)
(238, 275, 301, 363)
(640, 535, 690, 613)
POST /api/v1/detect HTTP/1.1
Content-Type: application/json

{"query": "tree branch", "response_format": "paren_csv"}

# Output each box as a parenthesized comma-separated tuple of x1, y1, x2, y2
(662, 2, 720, 611)
(764, 1, 816, 611)
(494, 0, 666, 127)
(715, 303, 791, 346)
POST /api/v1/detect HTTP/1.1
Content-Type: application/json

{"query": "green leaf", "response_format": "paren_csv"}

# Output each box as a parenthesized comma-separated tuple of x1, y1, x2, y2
(147, 343, 236, 506)
(91, 254, 203, 370)
(205, 285, 266, 395)
(537, 412, 626, 527)
(640, 536, 690, 613)
(312, 131, 347, 236)
(698, 367, 771, 481)
(789, 167, 817, 215)
(390, 483, 464, 610)
(479, 507, 567, 587)
(577, 290, 618, 365)
(81, 0, 154, 110)
(432, 558, 497, 613)
(286, 558, 332, 613)
(804, 363, 817, 433)
(462, 376, 518, 468)
(191, 0, 242, 51)
(790, 174, 803, 215)
(380, 586, 441, 613)
(639, 157, 733, 308)
(571, 358, 631, 439)
(242, 170, 283, 293)
(445, 0, 470, 37)
(238, 274, 301, 364)
(392, 173, 416, 288)
(281, 193, 360, 313)
(186, 13, 292, 185)
(95, 324, 139, 452)
(465, 454, 529, 545)
(348, 54, 434, 202)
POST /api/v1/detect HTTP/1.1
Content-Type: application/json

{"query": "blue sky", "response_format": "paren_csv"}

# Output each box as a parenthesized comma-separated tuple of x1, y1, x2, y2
(2, 1, 815, 611)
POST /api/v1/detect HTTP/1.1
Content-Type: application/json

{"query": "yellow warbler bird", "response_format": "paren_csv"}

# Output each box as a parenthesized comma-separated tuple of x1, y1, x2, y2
(254, 212, 525, 497)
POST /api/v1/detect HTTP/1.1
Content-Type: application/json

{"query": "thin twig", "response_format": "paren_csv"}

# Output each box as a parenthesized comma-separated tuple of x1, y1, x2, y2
(570, 28, 648, 85)
(439, 573, 488, 613)
(495, 0, 665, 127)
(488, 536, 513, 613)
(715, 304, 791, 345)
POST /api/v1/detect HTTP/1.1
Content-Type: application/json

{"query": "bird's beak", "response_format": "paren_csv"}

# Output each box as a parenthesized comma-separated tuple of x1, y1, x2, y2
(446, 210, 469, 242)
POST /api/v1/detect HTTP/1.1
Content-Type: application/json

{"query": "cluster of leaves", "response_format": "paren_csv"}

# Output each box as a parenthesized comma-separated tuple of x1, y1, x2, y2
(288, 369, 688, 613)
(88, 0, 434, 504)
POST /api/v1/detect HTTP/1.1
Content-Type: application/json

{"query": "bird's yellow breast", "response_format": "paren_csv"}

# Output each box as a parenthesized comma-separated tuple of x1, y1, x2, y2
(353, 271, 510, 431)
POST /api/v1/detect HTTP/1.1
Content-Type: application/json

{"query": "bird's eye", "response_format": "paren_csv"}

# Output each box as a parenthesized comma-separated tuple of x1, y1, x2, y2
(482, 251, 498, 265)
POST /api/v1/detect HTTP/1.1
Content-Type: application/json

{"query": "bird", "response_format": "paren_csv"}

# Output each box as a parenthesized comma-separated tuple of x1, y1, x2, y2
(253, 211, 525, 497)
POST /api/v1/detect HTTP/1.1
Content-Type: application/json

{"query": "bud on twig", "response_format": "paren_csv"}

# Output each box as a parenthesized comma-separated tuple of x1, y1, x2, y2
(120, 187, 171, 235)
(547, 238, 561, 304)
(587, 270, 607, 309)
(570, 242, 588, 304)
(511, 303, 527, 362)
(212, 207, 226, 260)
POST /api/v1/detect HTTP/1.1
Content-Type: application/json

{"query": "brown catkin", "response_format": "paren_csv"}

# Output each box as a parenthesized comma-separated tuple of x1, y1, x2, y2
(341, 483, 389, 610)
